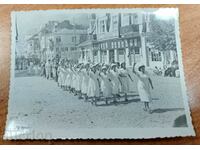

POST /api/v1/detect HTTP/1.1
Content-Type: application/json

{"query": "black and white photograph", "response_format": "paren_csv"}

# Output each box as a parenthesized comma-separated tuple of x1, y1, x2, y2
(4, 8, 195, 139)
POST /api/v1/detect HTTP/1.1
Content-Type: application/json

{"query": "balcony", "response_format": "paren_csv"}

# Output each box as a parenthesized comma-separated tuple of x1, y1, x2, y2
(87, 34, 97, 41)
(120, 24, 140, 36)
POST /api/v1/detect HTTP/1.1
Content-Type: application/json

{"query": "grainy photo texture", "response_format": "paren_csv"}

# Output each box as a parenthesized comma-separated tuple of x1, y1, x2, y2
(4, 8, 195, 139)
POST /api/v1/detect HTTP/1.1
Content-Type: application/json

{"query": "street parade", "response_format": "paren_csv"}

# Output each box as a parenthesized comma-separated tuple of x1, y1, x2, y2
(37, 58, 154, 113)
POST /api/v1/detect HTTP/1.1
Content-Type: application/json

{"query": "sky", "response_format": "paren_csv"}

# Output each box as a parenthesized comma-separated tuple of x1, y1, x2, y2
(15, 10, 89, 40)
(14, 8, 177, 41)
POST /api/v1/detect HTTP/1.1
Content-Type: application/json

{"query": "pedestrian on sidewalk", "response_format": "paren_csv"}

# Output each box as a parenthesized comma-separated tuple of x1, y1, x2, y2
(133, 63, 154, 114)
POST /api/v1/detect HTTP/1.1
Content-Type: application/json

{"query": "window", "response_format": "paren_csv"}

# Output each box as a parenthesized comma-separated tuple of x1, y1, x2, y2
(101, 43, 104, 49)
(70, 47, 75, 51)
(111, 42, 114, 49)
(129, 14, 132, 25)
(151, 51, 162, 61)
(56, 36, 61, 43)
(114, 42, 117, 48)
(121, 41, 124, 48)
(137, 37, 141, 47)
(132, 13, 138, 24)
(118, 41, 121, 48)
(72, 36, 76, 43)
(100, 20, 105, 33)
(125, 40, 128, 47)
(106, 42, 108, 49)
(112, 15, 118, 31)
(118, 49, 124, 55)
(134, 38, 137, 47)
(61, 47, 64, 51)
(134, 13, 138, 19)
(134, 47, 140, 54)
(56, 47, 59, 52)
(65, 47, 68, 51)
(122, 14, 130, 26)
(130, 39, 133, 47)
(93, 51, 98, 56)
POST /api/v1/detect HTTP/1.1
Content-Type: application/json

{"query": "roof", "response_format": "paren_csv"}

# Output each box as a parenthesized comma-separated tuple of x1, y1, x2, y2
(55, 28, 87, 35)
(78, 40, 97, 47)
(27, 33, 39, 41)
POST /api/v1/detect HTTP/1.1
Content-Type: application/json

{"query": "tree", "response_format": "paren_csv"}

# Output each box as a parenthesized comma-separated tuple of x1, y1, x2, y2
(147, 15, 177, 52)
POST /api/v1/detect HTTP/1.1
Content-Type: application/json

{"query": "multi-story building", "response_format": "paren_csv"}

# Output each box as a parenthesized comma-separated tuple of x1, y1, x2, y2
(78, 12, 146, 67)
(38, 20, 87, 63)
(26, 33, 41, 62)
(78, 12, 178, 69)
(78, 13, 122, 64)
(78, 14, 98, 63)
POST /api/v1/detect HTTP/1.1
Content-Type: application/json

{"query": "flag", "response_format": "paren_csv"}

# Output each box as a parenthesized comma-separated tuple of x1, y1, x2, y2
(15, 15, 18, 42)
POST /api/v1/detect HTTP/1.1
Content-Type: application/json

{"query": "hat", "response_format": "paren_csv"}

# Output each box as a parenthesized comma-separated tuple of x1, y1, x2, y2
(91, 64, 97, 68)
(84, 63, 90, 67)
(111, 63, 117, 68)
(135, 63, 145, 72)
(102, 65, 107, 70)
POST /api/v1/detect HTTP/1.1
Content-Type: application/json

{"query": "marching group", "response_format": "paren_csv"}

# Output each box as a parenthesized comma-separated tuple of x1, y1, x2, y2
(41, 59, 154, 113)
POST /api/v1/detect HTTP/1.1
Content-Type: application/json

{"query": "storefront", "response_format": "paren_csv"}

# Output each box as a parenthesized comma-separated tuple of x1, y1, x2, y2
(97, 35, 143, 67)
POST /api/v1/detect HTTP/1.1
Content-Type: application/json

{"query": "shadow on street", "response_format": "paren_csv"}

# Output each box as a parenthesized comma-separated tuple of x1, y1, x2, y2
(151, 108, 185, 114)
(173, 114, 188, 127)
(95, 98, 141, 107)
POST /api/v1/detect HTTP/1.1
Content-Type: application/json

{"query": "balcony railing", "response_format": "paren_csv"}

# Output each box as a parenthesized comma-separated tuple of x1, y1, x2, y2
(120, 24, 140, 35)
(87, 34, 97, 41)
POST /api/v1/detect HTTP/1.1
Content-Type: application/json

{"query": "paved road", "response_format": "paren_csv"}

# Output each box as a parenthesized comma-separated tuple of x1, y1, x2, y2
(5, 76, 187, 139)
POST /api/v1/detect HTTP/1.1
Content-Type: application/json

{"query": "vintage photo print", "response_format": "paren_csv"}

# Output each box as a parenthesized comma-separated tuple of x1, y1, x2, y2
(4, 8, 195, 139)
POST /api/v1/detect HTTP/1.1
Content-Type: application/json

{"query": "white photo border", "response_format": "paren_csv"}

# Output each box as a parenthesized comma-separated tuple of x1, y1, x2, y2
(4, 8, 195, 140)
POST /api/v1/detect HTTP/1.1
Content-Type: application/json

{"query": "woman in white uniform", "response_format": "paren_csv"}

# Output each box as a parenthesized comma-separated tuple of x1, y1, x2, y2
(61, 66, 66, 89)
(57, 62, 62, 87)
(99, 65, 113, 104)
(68, 64, 73, 93)
(118, 62, 133, 101)
(71, 65, 77, 94)
(87, 65, 101, 104)
(52, 60, 57, 81)
(77, 65, 84, 99)
(63, 65, 70, 91)
(57, 61, 65, 88)
(45, 60, 52, 79)
(81, 64, 90, 101)
(109, 63, 121, 103)
(133, 63, 154, 113)
(74, 65, 80, 96)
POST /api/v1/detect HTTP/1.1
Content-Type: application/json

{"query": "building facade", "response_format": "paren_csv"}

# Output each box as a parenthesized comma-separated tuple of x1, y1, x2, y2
(26, 34, 41, 64)
(78, 12, 148, 67)
(78, 12, 178, 69)
(29, 20, 87, 63)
